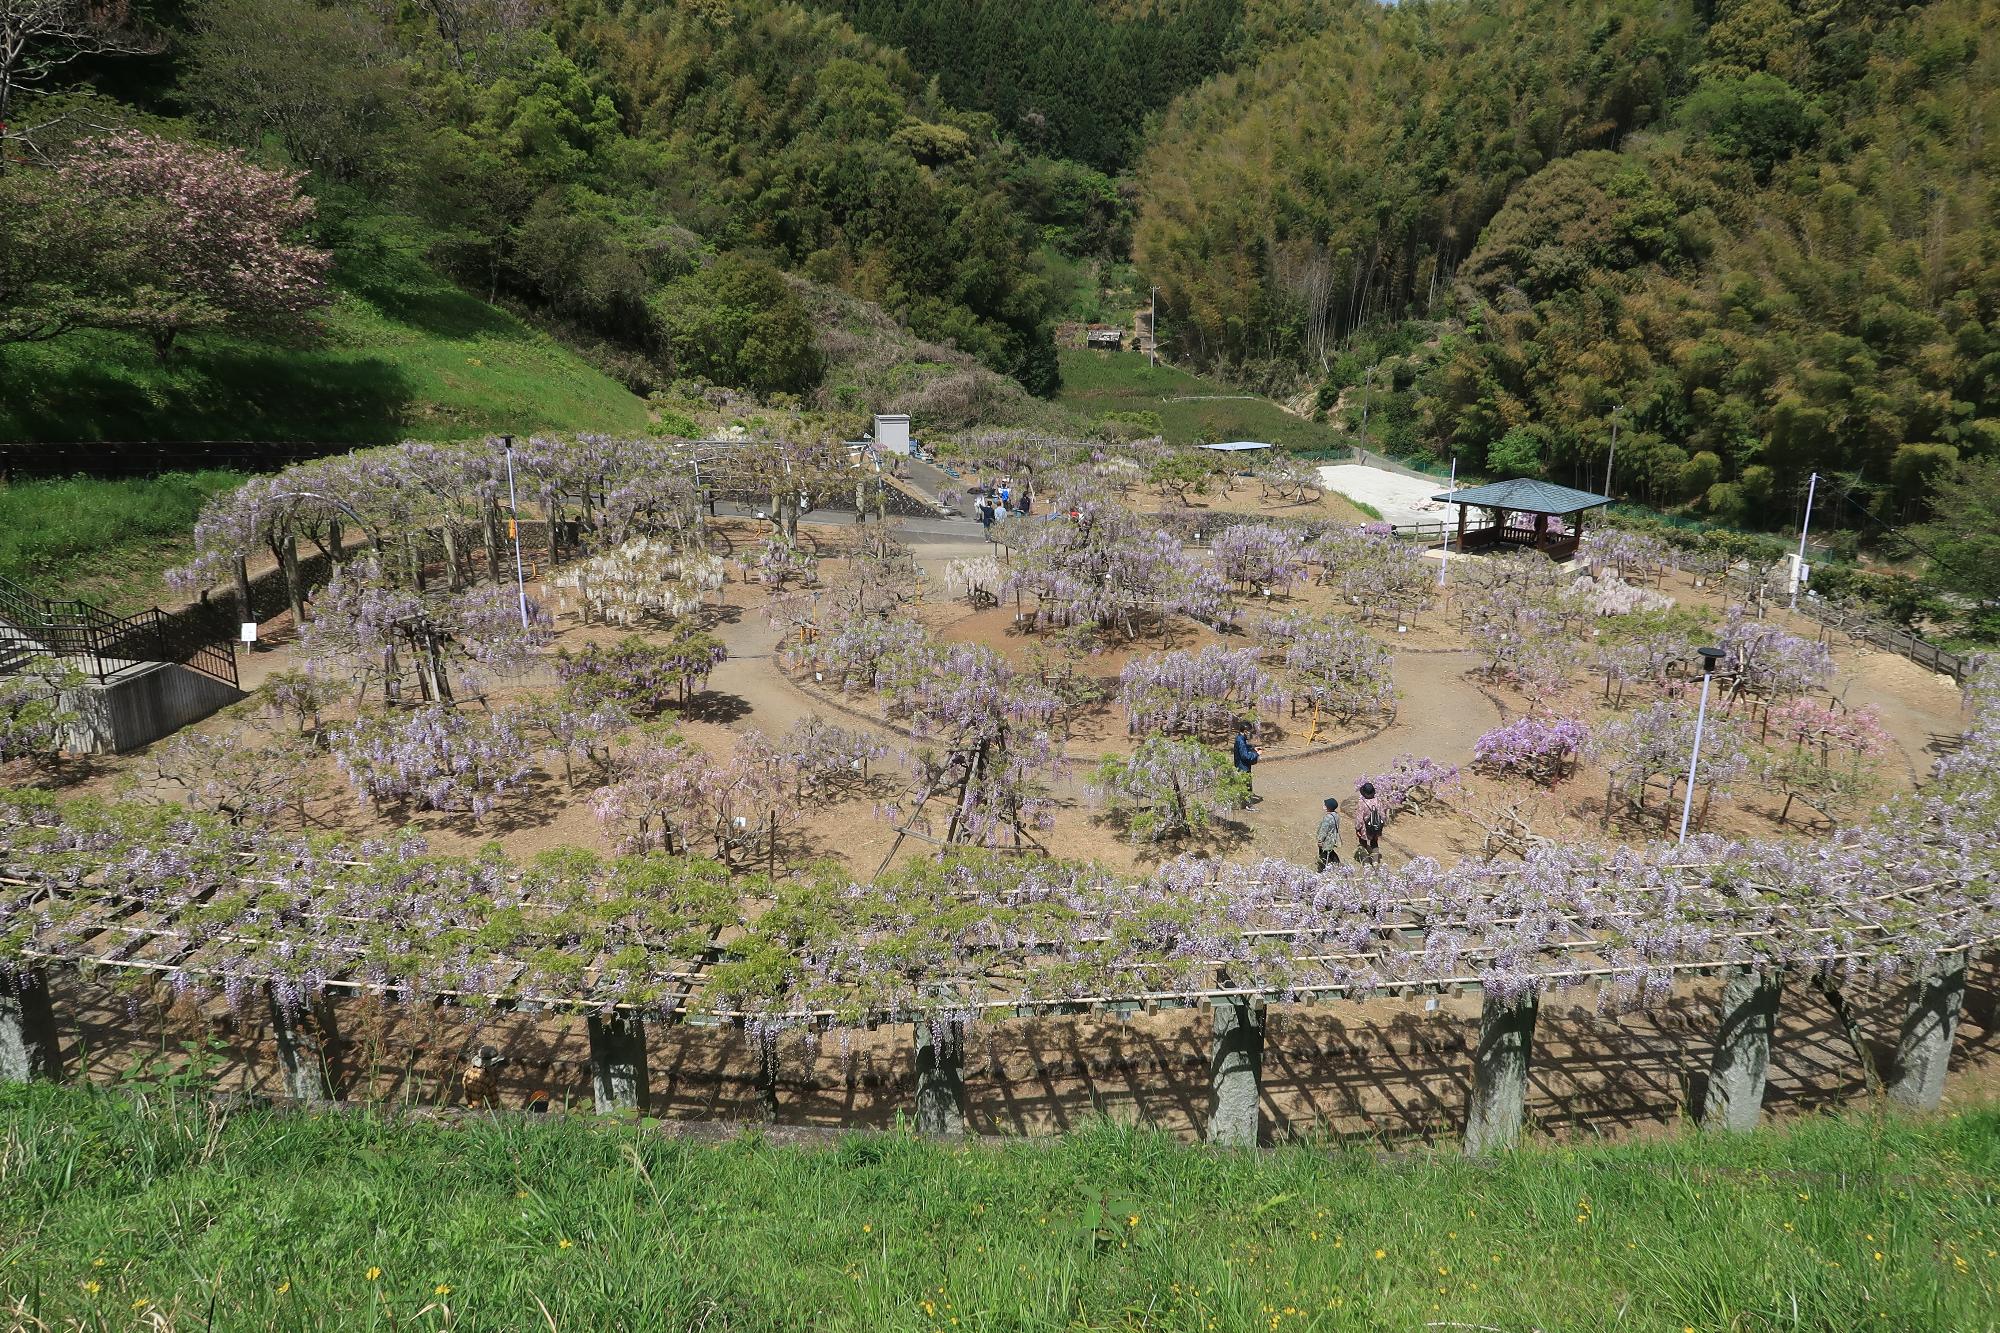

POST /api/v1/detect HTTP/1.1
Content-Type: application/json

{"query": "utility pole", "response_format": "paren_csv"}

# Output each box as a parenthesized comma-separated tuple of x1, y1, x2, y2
(1357, 364, 1376, 461)
(1789, 471, 1819, 611)
(1149, 286, 1158, 368)
(1602, 404, 1623, 498)
(1438, 455, 1457, 588)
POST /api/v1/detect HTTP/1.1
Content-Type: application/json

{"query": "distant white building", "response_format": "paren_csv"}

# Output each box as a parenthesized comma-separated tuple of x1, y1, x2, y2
(1197, 441, 1273, 455)
(873, 414, 912, 455)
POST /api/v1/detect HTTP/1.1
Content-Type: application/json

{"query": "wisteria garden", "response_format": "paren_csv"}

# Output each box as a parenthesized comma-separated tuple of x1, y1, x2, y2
(0, 433, 1992, 1151)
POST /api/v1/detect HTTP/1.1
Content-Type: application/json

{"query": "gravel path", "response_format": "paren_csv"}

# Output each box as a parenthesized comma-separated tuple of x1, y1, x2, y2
(1315, 463, 1457, 527)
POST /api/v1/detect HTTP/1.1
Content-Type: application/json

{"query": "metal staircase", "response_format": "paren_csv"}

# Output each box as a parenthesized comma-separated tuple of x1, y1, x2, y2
(0, 575, 237, 688)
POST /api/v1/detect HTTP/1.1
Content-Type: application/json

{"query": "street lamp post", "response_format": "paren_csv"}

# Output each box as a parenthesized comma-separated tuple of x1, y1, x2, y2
(502, 435, 530, 630)
(1678, 645, 1726, 844)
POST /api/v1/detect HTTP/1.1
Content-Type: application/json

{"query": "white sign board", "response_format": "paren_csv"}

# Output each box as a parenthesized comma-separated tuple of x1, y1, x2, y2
(240, 622, 258, 643)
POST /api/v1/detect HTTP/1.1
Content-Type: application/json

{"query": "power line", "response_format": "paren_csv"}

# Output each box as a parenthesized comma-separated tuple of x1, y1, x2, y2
(1818, 472, 1982, 587)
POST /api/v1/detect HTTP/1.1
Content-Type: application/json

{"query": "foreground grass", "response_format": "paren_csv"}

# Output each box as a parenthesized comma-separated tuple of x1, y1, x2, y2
(1057, 350, 1345, 451)
(2, 1085, 1996, 1331)
(0, 470, 244, 612)
(0, 224, 648, 445)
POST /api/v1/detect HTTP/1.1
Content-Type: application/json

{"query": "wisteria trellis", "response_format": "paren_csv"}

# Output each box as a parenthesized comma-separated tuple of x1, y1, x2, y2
(2, 660, 1993, 1035)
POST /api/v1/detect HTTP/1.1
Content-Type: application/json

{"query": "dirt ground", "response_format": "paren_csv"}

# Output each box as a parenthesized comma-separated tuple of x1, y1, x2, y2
(44, 518, 1967, 876)
(19, 517, 1986, 1142)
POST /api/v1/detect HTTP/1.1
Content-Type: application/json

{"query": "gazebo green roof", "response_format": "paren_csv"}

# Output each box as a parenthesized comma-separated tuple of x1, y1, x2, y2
(1431, 477, 1612, 516)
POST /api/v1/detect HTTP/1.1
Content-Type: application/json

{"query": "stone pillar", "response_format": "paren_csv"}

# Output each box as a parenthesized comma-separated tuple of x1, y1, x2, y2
(1701, 965, 1781, 1131)
(1206, 999, 1265, 1147)
(0, 967, 63, 1084)
(266, 984, 336, 1102)
(752, 1032, 780, 1122)
(586, 1011, 649, 1114)
(1889, 952, 1969, 1111)
(914, 1019, 967, 1136)
(1464, 991, 1538, 1154)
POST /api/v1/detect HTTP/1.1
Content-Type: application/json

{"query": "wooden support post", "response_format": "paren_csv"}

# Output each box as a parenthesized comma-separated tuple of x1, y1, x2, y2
(0, 967, 62, 1084)
(913, 1019, 966, 1136)
(281, 536, 305, 630)
(1702, 965, 1781, 1131)
(1464, 992, 1538, 1154)
(586, 1011, 649, 1115)
(266, 984, 336, 1102)
(483, 497, 504, 584)
(1889, 952, 1968, 1111)
(1205, 999, 1264, 1147)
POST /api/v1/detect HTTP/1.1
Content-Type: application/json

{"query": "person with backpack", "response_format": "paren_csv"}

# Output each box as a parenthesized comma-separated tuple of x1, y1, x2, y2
(1315, 797, 1341, 871)
(1355, 781, 1389, 863)
(1231, 723, 1261, 802)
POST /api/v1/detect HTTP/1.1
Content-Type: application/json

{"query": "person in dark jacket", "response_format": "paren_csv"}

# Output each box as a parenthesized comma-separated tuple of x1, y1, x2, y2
(1232, 723, 1261, 802)
(976, 497, 995, 538)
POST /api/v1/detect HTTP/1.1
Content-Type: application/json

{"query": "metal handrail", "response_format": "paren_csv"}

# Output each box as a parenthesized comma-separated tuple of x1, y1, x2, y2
(0, 575, 237, 688)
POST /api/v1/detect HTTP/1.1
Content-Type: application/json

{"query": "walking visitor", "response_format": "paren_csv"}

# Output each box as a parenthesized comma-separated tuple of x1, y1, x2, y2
(1232, 723, 1261, 801)
(1355, 781, 1388, 863)
(1315, 797, 1341, 871)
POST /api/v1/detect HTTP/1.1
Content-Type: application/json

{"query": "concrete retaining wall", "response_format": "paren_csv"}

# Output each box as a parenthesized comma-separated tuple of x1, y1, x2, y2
(61, 663, 244, 754)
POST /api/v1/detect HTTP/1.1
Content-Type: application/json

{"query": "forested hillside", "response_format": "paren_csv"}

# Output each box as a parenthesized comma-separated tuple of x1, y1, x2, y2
(1, 0, 1068, 417)
(1135, 0, 1699, 371)
(2, 0, 1994, 576)
(1132, 0, 2000, 538)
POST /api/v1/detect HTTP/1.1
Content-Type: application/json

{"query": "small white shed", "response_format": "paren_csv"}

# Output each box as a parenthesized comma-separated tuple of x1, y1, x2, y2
(873, 414, 912, 455)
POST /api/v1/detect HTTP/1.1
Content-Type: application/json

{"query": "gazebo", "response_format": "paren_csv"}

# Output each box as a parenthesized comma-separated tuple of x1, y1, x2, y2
(1432, 477, 1612, 561)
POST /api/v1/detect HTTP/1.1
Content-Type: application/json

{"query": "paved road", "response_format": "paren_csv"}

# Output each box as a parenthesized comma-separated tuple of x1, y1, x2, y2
(709, 499, 991, 547)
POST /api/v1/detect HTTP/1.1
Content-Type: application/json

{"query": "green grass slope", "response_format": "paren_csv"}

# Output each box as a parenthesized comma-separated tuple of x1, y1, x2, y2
(0, 228, 650, 445)
(1058, 348, 1344, 451)
(5, 1084, 1996, 1330)
(0, 470, 245, 612)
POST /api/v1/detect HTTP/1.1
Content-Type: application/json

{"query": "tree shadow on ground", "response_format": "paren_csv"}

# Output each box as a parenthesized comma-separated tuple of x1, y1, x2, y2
(678, 690, 753, 724)
(0, 335, 420, 445)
